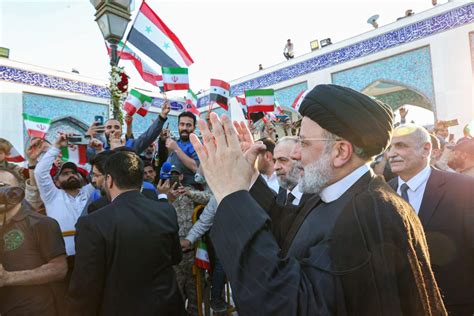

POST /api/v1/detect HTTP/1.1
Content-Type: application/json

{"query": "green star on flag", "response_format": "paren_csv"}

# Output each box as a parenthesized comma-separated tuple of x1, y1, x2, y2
(163, 42, 170, 49)
(145, 26, 152, 33)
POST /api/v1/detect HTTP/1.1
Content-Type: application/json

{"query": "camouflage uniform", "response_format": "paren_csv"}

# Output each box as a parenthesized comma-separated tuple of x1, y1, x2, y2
(172, 188, 211, 316)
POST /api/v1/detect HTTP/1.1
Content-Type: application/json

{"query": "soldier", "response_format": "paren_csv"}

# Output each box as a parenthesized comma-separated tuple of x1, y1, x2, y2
(165, 165, 211, 316)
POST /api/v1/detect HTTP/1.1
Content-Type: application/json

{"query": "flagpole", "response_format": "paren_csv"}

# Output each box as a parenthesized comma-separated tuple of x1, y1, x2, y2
(118, 0, 144, 62)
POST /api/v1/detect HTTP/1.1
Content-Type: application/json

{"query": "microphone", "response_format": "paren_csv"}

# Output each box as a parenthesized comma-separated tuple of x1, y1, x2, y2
(160, 162, 172, 180)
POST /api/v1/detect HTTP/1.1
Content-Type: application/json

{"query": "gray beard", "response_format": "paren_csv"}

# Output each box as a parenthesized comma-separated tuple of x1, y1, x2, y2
(277, 163, 301, 190)
(300, 150, 333, 195)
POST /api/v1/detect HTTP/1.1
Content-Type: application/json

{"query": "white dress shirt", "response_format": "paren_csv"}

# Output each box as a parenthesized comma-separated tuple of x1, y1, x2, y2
(261, 172, 280, 193)
(287, 184, 303, 206)
(396, 165, 431, 215)
(35, 147, 94, 256)
(320, 164, 370, 203)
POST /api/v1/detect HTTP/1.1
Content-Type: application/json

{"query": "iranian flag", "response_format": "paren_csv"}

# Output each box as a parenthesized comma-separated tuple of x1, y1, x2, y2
(245, 89, 275, 113)
(162, 67, 189, 91)
(23, 114, 52, 139)
(195, 240, 210, 270)
(209, 79, 230, 110)
(186, 89, 200, 117)
(186, 89, 198, 107)
(123, 89, 153, 117)
(291, 90, 308, 111)
(5, 146, 25, 163)
(61, 144, 88, 166)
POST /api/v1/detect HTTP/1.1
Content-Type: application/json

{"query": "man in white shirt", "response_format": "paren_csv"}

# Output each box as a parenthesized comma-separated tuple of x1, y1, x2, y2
(283, 39, 294, 60)
(273, 136, 303, 206)
(257, 137, 279, 192)
(34, 133, 95, 257)
(388, 123, 474, 315)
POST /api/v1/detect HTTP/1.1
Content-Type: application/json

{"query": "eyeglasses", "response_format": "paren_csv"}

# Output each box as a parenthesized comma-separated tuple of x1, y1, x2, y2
(297, 136, 342, 147)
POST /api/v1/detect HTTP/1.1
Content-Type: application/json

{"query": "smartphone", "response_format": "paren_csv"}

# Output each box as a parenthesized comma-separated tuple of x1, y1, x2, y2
(444, 119, 459, 128)
(94, 115, 104, 125)
(449, 134, 454, 142)
(170, 175, 181, 187)
(68, 135, 89, 145)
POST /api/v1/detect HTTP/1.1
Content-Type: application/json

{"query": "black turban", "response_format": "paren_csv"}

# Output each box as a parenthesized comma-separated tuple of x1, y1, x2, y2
(299, 84, 394, 157)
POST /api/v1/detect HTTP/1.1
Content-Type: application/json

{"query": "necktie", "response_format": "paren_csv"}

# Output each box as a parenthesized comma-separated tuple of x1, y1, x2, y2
(400, 183, 410, 203)
(286, 192, 296, 205)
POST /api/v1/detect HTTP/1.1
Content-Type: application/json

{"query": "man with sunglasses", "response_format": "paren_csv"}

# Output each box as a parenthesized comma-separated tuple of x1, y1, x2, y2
(190, 84, 446, 315)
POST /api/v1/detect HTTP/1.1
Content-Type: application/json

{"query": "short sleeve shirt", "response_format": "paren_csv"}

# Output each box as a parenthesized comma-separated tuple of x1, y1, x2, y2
(0, 204, 66, 315)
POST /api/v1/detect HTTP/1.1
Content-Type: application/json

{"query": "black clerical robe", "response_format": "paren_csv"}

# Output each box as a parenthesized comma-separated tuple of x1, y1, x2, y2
(210, 171, 446, 315)
(251, 180, 311, 247)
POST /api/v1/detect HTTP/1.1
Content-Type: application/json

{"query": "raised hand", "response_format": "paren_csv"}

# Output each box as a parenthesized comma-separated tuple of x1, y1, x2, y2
(189, 113, 261, 203)
(86, 121, 103, 138)
(89, 138, 104, 153)
(54, 133, 69, 149)
(26, 138, 49, 163)
(161, 100, 171, 119)
(157, 179, 171, 195)
(124, 114, 133, 126)
(165, 138, 178, 151)
(399, 107, 408, 119)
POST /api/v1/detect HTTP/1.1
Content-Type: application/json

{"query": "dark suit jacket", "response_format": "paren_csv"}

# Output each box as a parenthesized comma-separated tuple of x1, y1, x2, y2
(212, 172, 445, 315)
(68, 191, 185, 316)
(389, 169, 474, 309)
(87, 188, 158, 214)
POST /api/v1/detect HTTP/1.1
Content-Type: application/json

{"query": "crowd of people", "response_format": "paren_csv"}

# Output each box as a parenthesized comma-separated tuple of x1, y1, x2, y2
(0, 83, 473, 316)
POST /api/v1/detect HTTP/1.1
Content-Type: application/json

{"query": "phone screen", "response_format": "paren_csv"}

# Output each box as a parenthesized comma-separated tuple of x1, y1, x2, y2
(94, 115, 104, 126)
(170, 175, 181, 187)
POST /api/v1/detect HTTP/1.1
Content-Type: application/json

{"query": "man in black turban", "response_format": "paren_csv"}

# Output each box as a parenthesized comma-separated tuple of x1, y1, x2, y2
(189, 84, 446, 315)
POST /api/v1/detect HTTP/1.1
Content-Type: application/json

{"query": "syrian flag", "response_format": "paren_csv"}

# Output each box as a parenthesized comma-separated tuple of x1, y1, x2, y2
(127, 2, 194, 68)
(61, 144, 88, 166)
(5, 146, 25, 163)
(162, 67, 189, 91)
(209, 79, 230, 110)
(124, 89, 153, 117)
(245, 89, 275, 113)
(107, 41, 164, 91)
(195, 240, 210, 270)
(291, 90, 308, 111)
(23, 114, 52, 139)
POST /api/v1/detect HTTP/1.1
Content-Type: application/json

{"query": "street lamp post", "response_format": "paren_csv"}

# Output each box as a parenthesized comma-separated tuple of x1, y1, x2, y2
(90, 0, 131, 121)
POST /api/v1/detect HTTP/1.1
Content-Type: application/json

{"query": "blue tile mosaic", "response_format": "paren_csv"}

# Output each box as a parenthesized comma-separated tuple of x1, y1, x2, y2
(23, 93, 108, 125)
(1, 66, 110, 98)
(275, 82, 308, 108)
(331, 47, 434, 106)
(376, 89, 431, 110)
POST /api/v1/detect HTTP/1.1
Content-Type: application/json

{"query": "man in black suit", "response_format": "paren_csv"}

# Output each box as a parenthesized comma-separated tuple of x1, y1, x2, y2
(388, 123, 474, 315)
(256, 136, 309, 247)
(68, 151, 184, 315)
(86, 150, 161, 214)
(190, 85, 446, 315)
